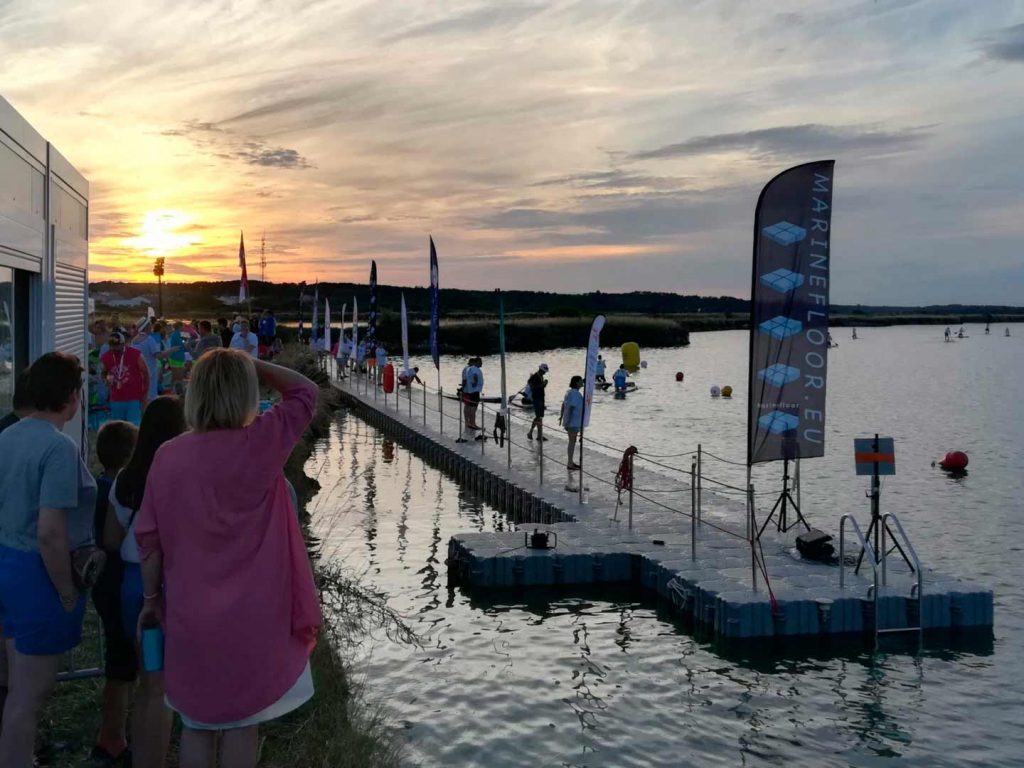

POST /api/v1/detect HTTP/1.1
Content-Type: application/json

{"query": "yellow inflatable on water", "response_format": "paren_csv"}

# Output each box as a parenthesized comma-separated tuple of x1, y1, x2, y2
(621, 342, 640, 371)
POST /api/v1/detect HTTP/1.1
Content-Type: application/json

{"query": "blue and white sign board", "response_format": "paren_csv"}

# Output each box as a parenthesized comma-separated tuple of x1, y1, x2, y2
(854, 437, 895, 476)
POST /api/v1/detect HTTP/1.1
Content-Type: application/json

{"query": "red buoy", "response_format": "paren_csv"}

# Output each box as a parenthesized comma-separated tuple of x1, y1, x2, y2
(939, 451, 969, 471)
(675, 371, 684, 382)
(382, 363, 396, 393)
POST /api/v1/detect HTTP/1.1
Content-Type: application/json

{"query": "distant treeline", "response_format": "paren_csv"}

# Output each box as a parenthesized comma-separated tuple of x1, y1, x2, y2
(89, 280, 1024, 324)
(90, 279, 747, 318)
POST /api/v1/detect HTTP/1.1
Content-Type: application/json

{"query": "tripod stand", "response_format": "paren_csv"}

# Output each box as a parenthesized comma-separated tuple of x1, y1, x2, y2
(757, 458, 811, 538)
(854, 442, 914, 574)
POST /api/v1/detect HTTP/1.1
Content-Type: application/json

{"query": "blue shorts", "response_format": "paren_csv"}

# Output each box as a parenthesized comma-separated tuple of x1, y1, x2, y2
(109, 399, 143, 426)
(121, 562, 144, 643)
(0, 545, 86, 655)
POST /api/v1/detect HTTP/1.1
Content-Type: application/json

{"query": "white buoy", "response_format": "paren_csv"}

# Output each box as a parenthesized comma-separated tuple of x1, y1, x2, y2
(710, 385, 721, 398)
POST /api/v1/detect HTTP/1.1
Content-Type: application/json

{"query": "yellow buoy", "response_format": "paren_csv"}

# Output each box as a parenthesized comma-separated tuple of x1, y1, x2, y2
(721, 385, 733, 398)
(621, 342, 641, 371)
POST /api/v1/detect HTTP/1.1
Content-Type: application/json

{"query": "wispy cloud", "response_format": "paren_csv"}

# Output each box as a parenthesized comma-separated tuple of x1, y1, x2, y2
(631, 124, 933, 162)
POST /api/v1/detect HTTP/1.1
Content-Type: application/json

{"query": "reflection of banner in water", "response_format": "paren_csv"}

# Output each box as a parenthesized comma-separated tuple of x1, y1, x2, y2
(747, 160, 835, 466)
(583, 315, 605, 428)
(429, 238, 439, 370)
(400, 293, 410, 372)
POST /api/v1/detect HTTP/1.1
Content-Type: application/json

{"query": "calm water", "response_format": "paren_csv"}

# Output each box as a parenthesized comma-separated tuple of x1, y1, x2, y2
(309, 324, 1024, 767)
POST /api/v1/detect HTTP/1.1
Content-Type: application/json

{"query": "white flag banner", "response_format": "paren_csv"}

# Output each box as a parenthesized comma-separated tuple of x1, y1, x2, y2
(583, 314, 605, 428)
(338, 302, 347, 360)
(324, 298, 331, 353)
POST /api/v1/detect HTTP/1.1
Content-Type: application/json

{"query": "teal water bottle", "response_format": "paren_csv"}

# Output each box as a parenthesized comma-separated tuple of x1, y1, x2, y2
(141, 619, 164, 672)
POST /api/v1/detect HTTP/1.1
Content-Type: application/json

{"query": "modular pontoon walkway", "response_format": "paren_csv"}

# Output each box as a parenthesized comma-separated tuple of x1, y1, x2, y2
(331, 371, 992, 646)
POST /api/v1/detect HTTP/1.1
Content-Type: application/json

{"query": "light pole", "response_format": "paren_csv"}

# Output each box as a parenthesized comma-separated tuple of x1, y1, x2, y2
(153, 257, 165, 317)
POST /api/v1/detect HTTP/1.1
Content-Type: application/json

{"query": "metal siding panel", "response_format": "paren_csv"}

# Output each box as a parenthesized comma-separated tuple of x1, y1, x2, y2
(54, 263, 86, 362)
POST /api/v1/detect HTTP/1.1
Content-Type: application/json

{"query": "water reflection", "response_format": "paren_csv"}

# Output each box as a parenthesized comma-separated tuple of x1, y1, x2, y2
(308, 405, 1016, 768)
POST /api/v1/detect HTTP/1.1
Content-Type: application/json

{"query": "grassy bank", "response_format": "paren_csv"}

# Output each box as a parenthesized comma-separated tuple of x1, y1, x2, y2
(40, 349, 402, 767)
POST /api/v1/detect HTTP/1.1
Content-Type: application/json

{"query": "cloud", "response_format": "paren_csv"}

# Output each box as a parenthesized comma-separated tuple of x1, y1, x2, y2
(162, 120, 312, 170)
(383, 3, 545, 44)
(237, 144, 310, 169)
(532, 169, 689, 193)
(982, 23, 1024, 62)
(631, 124, 932, 161)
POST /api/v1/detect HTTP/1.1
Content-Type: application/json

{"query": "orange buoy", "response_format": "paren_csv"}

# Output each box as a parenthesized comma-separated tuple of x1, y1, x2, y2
(721, 385, 733, 398)
(382, 363, 396, 393)
(939, 451, 968, 472)
(675, 371, 684, 382)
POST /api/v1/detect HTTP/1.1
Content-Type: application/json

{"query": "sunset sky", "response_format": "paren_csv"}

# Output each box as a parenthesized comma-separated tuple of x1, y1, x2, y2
(2, 0, 1023, 303)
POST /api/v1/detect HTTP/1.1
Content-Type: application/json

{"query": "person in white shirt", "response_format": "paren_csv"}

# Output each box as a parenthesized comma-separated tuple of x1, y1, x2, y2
(462, 357, 483, 432)
(229, 320, 259, 358)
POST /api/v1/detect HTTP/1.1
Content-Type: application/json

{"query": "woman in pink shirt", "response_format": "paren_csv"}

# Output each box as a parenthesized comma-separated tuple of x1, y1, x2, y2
(134, 349, 321, 767)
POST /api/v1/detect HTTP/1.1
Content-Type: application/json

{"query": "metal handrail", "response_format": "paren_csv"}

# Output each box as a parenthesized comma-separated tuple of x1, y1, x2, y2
(881, 513, 922, 599)
(839, 513, 877, 589)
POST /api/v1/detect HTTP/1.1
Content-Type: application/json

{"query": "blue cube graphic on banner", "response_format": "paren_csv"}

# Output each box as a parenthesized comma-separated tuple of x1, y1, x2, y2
(758, 315, 803, 339)
(762, 221, 807, 246)
(760, 268, 805, 294)
(758, 364, 801, 388)
(758, 411, 800, 435)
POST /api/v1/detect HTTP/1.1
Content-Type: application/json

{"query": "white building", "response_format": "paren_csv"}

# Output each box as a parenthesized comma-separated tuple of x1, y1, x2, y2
(0, 96, 89, 446)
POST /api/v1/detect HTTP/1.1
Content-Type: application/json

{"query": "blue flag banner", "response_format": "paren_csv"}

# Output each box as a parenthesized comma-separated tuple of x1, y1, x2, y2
(747, 160, 835, 466)
(366, 261, 378, 351)
(429, 237, 440, 370)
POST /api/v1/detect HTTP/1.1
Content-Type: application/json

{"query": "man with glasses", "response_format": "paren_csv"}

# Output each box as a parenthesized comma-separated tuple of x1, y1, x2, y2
(99, 332, 149, 426)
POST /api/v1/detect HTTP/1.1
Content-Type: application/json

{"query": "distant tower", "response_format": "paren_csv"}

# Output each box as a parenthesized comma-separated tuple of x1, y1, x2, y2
(260, 231, 267, 283)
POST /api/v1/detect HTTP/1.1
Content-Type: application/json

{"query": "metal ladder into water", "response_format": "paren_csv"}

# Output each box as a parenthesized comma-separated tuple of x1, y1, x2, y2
(840, 513, 923, 651)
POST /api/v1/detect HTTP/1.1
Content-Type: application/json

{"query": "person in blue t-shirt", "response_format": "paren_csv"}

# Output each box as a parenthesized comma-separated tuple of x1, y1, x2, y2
(613, 364, 629, 393)
(559, 375, 584, 470)
(595, 355, 607, 384)
(258, 310, 277, 346)
(0, 353, 98, 767)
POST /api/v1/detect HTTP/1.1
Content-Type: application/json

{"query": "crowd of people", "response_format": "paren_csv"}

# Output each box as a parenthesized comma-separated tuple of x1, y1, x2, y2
(88, 310, 283, 428)
(0, 343, 321, 767)
(447, 357, 598, 470)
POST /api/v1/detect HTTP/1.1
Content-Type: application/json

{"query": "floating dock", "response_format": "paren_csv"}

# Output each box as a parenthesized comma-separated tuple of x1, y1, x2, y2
(332, 374, 993, 645)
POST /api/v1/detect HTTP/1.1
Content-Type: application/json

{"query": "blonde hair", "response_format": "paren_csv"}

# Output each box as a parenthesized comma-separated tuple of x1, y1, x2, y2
(185, 348, 259, 431)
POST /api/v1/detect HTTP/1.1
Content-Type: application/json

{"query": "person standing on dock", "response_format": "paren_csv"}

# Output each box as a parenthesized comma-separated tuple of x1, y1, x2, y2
(526, 363, 549, 441)
(560, 375, 584, 469)
(462, 357, 483, 432)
